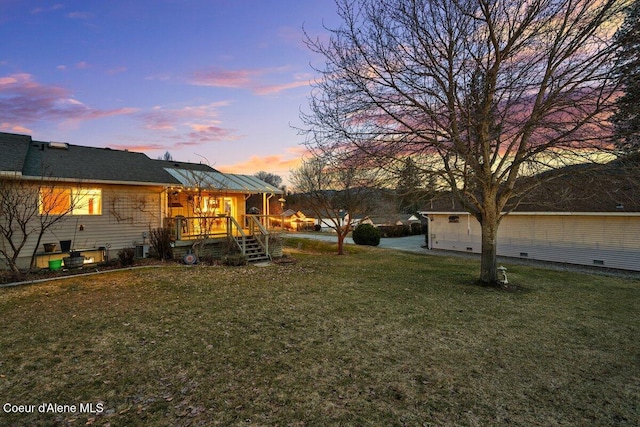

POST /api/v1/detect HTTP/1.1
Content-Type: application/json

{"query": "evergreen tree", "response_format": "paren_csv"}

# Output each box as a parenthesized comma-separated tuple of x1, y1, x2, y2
(158, 151, 173, 161)
(612, 0, 640, 153)
(396, 158, 422, 214)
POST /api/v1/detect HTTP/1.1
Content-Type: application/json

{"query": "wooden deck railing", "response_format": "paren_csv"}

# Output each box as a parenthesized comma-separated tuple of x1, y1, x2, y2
(166, 214, 287, 240)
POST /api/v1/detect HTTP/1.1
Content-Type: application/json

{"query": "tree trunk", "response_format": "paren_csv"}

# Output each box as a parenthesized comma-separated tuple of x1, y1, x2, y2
(479, 216, 499, 285)
(337, 233, 345, 255)
(30, 231, 46, 270)
(336, 223, 351, 255)
(6, 253, 22, 279)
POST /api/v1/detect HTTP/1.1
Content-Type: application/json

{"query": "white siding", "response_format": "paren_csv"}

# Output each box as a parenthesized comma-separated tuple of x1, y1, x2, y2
(430, 213, 481, 253)
(6, 184, 164, 269)
(430, 212, 640, 271)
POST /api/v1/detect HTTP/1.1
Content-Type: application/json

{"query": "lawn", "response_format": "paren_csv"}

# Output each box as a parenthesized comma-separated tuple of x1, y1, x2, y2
(0, 239, 638, 426)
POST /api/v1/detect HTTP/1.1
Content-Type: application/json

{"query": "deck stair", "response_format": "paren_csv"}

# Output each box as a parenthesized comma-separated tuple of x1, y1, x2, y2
(235, 235, 269, 262)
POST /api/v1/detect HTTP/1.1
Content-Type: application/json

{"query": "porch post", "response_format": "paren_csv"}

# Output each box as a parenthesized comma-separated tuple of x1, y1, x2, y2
(176, 216, 183, 240)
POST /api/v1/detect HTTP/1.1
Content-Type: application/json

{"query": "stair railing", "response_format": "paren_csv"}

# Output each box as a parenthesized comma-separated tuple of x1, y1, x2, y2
(247, 215, 269, 257)
(226, 216, 247, 255)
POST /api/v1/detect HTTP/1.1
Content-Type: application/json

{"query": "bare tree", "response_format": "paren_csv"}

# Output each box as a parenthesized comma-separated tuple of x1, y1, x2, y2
(290, 150, 382, 255)
(0, 178, 76, 276)
(300, 0, 625, 284)
(254, 171, 283, 189)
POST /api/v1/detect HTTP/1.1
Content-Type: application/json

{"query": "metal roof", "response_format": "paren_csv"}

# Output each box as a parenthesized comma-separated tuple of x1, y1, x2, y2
(164, 168, 283, 194)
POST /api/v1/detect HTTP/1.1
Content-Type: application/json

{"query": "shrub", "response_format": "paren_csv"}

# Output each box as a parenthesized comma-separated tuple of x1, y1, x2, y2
(221, 254, 248, 266)
(352, 224, 381, 246)
(378, 224, 411, 237)
(117, 247, 136, 267)
(149, 227, 173, 260)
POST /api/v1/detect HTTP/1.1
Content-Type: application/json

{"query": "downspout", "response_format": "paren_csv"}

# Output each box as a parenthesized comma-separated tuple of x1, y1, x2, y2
(428, 216, 433, 250)
(161, 188, 169, 228)
(265, 193, 274, 215)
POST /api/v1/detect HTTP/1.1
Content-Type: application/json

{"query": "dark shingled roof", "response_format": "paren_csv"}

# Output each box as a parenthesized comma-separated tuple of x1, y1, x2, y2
(0, 132, 281, 194)
(0, 132, 31, 173)
(22, 141, 179, 184)
(0, 132, 180, 185)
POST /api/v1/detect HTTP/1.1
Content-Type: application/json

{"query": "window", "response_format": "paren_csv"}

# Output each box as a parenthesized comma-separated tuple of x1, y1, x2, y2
(448, 215, 460, 223)
(40, 188, 71, 215)
(73, 189, 102, 215)
(40, 187, 102, 216)
(192, 195, 218, 213)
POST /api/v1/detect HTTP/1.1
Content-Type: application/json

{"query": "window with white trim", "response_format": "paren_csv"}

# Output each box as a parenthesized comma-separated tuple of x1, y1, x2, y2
(39, 187, 102, 216)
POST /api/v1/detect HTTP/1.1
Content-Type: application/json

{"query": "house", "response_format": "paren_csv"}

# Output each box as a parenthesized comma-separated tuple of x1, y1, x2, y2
(281, 209, 316, 231)
(419, 158, 640, 271)
(0, 132, 283, 270)
(309, 209, 357, 232)
(359, 214, 423, 237)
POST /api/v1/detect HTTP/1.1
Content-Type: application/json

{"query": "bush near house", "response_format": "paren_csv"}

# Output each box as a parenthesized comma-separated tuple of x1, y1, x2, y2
(377, 223, 423, 237)
(117, 247, 135, 266)
(378, 224, 410, 237)
(221, 253, 248, 266)
(149, 227, 173, 261)
(353, 223, 381, 246)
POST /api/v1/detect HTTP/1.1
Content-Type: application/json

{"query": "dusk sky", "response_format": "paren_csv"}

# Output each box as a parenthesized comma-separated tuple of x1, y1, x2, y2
(0, 1, 341, 183)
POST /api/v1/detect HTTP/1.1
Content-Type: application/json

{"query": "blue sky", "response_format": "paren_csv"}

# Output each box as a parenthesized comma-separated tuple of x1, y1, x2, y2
(0, 0, 340, 183)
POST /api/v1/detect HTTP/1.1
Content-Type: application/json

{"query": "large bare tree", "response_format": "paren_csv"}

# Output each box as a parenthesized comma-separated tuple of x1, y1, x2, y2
(300, 0, 626, 284)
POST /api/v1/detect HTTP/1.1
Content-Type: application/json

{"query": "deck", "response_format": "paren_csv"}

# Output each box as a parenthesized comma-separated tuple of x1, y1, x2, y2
(166, 214, 284, 261)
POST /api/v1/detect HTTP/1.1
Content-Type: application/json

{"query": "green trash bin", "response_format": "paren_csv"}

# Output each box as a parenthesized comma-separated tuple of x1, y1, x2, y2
(49, 259, 63, 271)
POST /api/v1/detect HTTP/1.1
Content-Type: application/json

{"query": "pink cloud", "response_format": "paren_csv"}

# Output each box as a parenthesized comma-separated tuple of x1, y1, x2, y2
(138, 102, 230, 131)
(190, 68, 262, 89)
(135, 102, 239, 150)
(184, 125, 237, 143)
(0, 123, 33, 134)
(0, 73, 136, 127)
(254, 79, 311, 95)
(107, 143, 167, 152)
(218, 147, 308, 178)
(190, 66, 312, 95)
(139, 108, 178, 131)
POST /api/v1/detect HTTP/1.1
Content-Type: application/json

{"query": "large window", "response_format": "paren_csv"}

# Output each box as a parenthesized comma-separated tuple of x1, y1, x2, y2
(39, 188, 71, 215)
(73, 188, 102, 215)
(39, 187, 102, 216)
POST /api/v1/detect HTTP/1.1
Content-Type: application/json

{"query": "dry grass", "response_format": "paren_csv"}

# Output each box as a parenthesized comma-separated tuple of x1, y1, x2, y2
(0, 241, 638, 426)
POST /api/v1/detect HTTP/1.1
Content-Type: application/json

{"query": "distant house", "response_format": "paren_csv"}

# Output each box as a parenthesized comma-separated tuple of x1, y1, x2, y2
(359, 214, 422, 237)
(0, 132, 283, 269)
(310, 209, 357, 232)
(281, 209, 316, 231)
(361, 214, 421, 227)
(419, 158, 640, 271)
